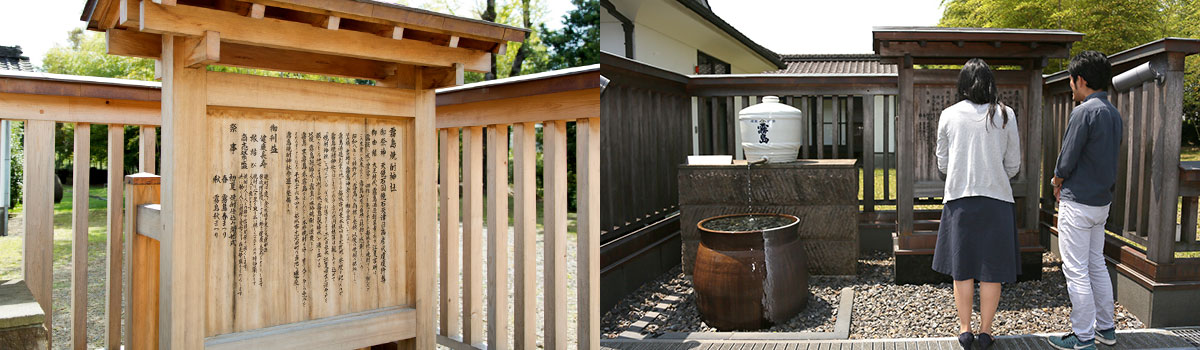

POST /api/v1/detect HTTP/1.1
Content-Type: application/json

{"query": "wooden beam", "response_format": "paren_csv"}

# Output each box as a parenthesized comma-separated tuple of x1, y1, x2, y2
(23, 120, 54, 346)
(0, 92, 160, 125)
(255, 0, 525, 42)
(205, 307, 416, 350)
(136, 204, 164, 241)
(419, 63, 464, 90)
(204, 71, 416, 117)
(186, 30, 220, 68)
(120, 0, 141, 27)
(322, 15, 341, 30)
(877, 41, 1071, 59)
(249, 3, 266, 18)
(391, 26, 405, 39)
(435, 89, 600, 129)
(138, 2, 493, 72)
(107, 28, 161, 59)
(449, 36, 460, 48)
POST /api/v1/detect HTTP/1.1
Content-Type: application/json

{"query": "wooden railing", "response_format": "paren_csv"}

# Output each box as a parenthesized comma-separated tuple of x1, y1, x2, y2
(0, 70, 160, 349)
(434, 65, 601, 350)
(1041, 38, 1200, 280)
(599, 54, 692, 241)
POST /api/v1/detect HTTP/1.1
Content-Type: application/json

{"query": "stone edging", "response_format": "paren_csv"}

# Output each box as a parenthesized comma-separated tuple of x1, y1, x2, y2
(607, 287, 855, 342)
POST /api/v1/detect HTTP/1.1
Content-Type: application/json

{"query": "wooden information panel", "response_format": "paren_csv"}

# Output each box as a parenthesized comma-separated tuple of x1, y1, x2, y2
(202, 107, 415, 336)
(912, 83, 1029, 192)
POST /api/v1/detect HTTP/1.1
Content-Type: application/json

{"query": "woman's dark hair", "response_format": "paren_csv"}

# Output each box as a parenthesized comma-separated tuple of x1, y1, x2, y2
(956, 58, 1008, 129)
(1068, 50, 1111, 91)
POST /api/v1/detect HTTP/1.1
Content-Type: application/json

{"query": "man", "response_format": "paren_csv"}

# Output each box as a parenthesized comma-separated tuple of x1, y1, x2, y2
(1047, 50, 1122, 350)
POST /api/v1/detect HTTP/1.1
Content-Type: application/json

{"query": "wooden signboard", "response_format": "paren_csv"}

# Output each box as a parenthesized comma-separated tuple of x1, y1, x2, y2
(911, 80, 1029, 196)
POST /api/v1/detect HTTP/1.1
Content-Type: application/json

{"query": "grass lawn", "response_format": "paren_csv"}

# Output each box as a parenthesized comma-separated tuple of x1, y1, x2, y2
(0, 185, 109, 282)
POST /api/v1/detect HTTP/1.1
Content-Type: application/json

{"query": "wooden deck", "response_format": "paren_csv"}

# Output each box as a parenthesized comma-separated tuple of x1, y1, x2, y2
(601, 328, 1200, 350)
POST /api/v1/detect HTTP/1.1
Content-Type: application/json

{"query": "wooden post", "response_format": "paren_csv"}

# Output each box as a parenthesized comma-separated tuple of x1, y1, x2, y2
(543, 120, 568, 349)
(160, 33, 209, 349)
(897, 55, 915, 240)
(1148, 53, 1186, 263)
(485, 124, 509, 350)
(512, 122, 536, 350)
(832, 95, 840, 159)
(140, 126, 157, 173)
(1026, 61, 1043, 233)
(127, 173, 161, 350)
(461, 126, 484, 346)
(106, 124, 126, 350)
(23, 119, 54, 346)
(863, 95, 876, 212)
(414, 86, 437, 350)
(577, 117, 600, 350)
(71, 123, 91, 350)
(437, 128, 461, 338)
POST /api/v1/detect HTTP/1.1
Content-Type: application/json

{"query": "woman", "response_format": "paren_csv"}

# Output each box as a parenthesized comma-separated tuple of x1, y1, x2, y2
(933, 58, 1021, 350)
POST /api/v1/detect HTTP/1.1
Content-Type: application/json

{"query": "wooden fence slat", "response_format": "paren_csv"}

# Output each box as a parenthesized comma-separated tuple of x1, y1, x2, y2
(1138, 81, 1155, 238)
(848, 96, 856, 160)
(512, 122, 537, 350)
(543, 120, 568, 349)
(1026, 66, 1043, 232)
(1182, 197, 1198, 248)
(816, 96, 825, 159)
(486, 124, 510, 350)
(72, 122, 91, 350)
(577, 117, 600, 350)
(863, 95, 875, 211)
(140, 126, 156, 173)
(106, 124, 126, 350)
(883, 95, 891, 202)
(800, 96, 810, 158)
(833, 95, 840, 159)
(461, 126, 484, 346)
(24, 119, 54, 347)
(438, 128, 461, 338)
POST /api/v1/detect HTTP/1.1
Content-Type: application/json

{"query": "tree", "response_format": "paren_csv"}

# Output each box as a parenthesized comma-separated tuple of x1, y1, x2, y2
(538, 0, 597, 70)
(939, 0, 1200, 144)
(508, 0, 533, 76)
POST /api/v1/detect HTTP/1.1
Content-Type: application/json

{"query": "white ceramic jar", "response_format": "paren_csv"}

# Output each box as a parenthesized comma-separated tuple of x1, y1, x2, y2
(738, 96, 803, 163)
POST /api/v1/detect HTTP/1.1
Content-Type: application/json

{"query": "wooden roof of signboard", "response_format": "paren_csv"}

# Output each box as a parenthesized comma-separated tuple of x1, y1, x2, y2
(872, 26, 1084, 66)
(80, 0, 528, 77)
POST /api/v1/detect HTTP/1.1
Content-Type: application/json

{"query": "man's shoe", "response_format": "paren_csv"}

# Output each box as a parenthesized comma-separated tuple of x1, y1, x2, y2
(1047, 332, 1097, 350)
(1095, 328, 1117, 346)
(958, 332, 975, 350)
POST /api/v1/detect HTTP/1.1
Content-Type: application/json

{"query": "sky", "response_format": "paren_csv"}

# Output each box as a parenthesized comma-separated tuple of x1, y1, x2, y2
(706, 0, 948, 55)
(0, 0, 575, 68)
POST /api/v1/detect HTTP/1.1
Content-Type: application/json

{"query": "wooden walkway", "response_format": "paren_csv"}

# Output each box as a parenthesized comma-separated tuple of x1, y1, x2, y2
(601, 328, 1200, 350)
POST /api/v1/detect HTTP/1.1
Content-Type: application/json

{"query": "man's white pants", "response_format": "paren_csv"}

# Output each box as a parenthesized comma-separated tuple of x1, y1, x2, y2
(1057, 199, 1115, 341)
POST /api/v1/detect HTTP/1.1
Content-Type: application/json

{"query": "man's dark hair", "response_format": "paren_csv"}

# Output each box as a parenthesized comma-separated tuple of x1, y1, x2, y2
(1068, 50, 1112, 91)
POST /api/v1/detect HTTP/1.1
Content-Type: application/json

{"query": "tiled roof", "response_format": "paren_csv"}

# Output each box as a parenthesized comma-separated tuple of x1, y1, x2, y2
(766, 54, 896, 75)
(0, 46, 34, 72)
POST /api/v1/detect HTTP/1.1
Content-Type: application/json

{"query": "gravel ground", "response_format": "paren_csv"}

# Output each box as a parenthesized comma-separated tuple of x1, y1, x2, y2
(602, 251, 1144, 339)
(436, 225, 579, 349)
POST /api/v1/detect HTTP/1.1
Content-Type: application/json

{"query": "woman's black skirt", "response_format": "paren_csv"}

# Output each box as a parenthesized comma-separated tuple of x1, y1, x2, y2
(931, 195, 1020, 283)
